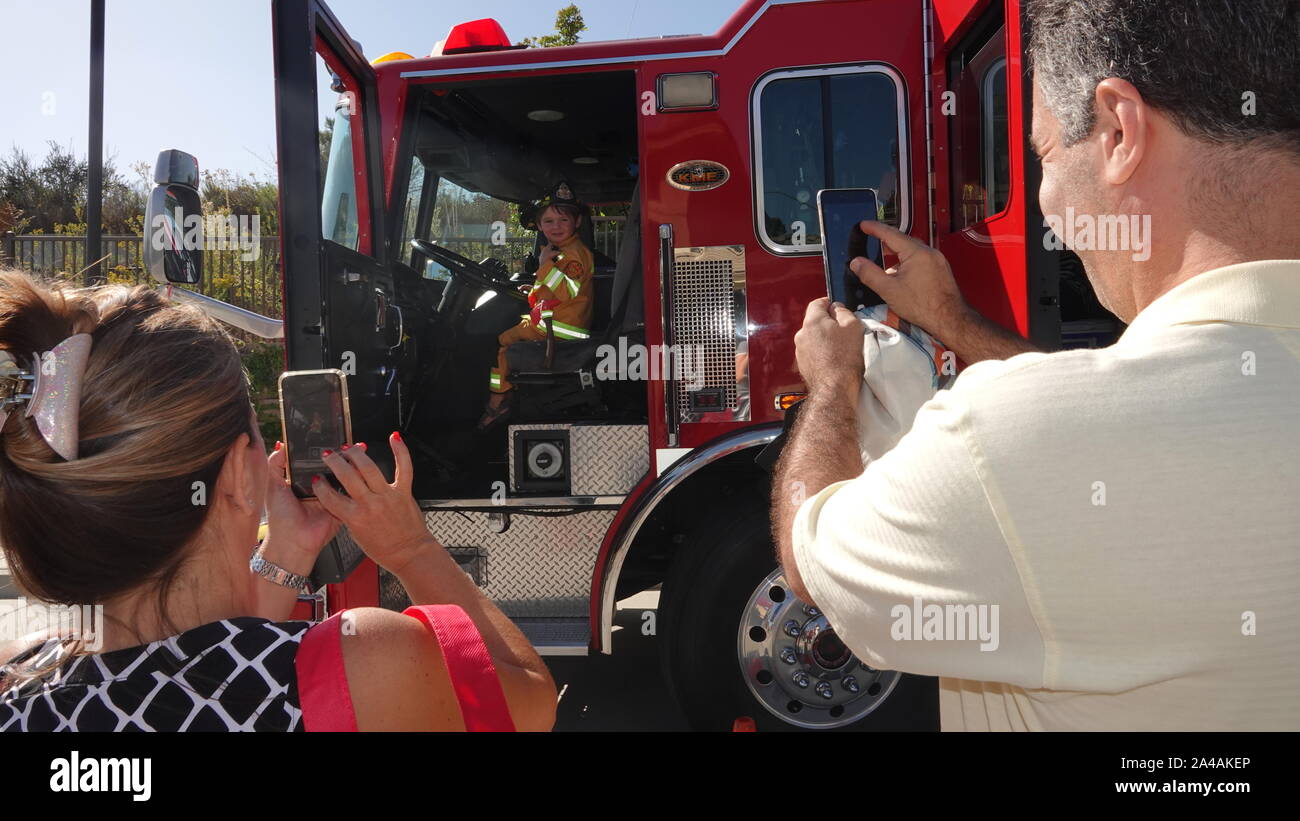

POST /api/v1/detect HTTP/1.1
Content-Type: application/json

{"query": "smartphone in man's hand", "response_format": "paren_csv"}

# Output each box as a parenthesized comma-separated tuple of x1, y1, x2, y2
(816, 188, 886, 309)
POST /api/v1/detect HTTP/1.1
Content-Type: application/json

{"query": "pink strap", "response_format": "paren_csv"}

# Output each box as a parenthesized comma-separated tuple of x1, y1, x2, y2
(403, 604, 516, 732)
(295, 606, 516, 732)
(295, 611, 358, 731)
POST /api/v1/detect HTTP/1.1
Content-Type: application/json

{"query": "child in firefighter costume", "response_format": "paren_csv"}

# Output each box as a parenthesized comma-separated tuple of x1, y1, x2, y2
(479, 182, 595, 430)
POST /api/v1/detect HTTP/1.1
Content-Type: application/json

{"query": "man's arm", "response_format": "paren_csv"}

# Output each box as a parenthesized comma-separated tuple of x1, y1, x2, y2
(772, 288, 1047, 688)
(772, 388, 861, 603)
(938, 303, 1041, 364)
(772, 299, 868, 603)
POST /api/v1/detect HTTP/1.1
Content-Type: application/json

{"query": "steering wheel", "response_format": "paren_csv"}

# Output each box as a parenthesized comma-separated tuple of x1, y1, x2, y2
(410, 239, 527, 303)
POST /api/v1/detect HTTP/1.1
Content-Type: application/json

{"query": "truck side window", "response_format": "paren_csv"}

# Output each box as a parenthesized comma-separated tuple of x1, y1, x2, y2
(432, 179, 516, 263)
(318, 55, 362, 252)
(949, 17, 1009, 229)
(754, 65, 907, 253)
(397, 157, 431, 267)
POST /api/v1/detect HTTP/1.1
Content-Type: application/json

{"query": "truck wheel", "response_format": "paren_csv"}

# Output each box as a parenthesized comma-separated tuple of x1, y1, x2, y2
(659, 503, 937, 731)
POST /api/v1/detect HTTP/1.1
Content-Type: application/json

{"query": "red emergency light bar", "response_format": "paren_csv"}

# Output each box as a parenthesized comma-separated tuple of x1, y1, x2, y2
(440, 18, 521, 55)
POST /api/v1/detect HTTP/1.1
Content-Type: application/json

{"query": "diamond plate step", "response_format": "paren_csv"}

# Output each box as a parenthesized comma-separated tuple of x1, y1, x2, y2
(514, 618, 590, 656)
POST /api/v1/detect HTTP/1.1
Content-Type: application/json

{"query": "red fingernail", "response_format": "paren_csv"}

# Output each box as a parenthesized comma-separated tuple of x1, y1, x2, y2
(322, 449, 332, 457)
(341, 443, 351, 450)
(274, 441, 282, 450)
(357, 442, 367, 451)
(312, 475, 322, 483)
(392, 431, 402, 442)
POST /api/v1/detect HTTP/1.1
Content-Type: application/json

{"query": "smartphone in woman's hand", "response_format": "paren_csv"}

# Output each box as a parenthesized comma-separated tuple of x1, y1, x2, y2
(278, 369, 352, 498)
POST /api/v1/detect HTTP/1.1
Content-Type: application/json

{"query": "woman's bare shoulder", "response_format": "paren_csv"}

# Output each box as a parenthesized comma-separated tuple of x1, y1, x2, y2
(335, 607, 464, 731)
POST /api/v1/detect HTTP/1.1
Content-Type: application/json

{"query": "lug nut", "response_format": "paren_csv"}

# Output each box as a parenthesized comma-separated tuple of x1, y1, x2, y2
(780, 647, 798, 665)
(803, 604, 820, 617)
(783, 620, 802, 637)
(815, 681, 834, 699)
(842, 676, 859, 693)
(792, 671, 810, 688)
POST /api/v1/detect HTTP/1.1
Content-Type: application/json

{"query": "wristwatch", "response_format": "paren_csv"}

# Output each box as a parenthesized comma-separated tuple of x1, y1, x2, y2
(249, 544, 312, 594)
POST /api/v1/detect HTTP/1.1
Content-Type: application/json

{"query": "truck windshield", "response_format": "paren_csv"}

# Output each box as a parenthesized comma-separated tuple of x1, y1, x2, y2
(320, 96, 359, 250)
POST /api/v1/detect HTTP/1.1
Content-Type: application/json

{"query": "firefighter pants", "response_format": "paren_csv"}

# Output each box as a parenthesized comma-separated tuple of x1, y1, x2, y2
(490, 321, 546, 393)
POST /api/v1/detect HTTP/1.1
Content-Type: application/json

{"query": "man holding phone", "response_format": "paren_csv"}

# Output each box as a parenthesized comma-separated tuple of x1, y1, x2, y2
(773, 0, 1300, 730)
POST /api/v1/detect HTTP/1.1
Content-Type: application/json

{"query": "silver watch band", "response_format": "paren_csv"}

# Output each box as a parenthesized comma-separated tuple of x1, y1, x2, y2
(249, 544, 312, 594)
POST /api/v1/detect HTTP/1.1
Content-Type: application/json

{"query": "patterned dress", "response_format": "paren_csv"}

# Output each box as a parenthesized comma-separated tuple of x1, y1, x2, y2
(0, 617, 314, 731)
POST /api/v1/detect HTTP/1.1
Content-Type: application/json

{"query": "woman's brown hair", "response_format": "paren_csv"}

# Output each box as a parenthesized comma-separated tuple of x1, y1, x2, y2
(0, 270, 255, 635)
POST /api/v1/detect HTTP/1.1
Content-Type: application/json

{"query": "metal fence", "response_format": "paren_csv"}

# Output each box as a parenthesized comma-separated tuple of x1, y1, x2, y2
(1, 231, 284, 319)
(1, 217, 625, 320)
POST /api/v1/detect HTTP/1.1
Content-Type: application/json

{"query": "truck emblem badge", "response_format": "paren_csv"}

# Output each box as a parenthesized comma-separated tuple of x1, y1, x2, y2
(666, 160, 729, 191)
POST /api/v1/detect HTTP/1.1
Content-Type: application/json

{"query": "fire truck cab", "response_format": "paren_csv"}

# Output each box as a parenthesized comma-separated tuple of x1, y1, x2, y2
(153, 0, 1118, 730)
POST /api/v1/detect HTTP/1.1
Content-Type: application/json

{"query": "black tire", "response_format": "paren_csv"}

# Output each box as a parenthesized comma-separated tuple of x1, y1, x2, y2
(659, 501, 938, 731)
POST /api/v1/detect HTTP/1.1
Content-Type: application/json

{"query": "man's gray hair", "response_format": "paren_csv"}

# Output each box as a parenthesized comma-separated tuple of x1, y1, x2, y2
(1026, 0, 1300, 156)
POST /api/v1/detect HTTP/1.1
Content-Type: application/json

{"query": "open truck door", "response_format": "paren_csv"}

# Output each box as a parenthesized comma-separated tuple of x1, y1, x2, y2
(273, 0, 404, 585)
(931, 0, 1118, 351)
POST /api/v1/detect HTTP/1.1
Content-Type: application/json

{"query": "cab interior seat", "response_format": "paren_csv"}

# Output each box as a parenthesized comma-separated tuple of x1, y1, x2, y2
(505, 182, 645, 420)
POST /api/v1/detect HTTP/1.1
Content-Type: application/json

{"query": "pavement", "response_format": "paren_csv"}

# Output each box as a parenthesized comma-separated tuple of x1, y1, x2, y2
(546, 589, 691, 731)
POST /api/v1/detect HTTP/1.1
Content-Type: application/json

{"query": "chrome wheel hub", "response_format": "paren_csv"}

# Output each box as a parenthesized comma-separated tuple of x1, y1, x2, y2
(738, 568, 899, 729)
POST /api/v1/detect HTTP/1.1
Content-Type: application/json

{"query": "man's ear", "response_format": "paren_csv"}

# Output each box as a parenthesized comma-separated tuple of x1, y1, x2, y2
(1093, 77, 1148, 186)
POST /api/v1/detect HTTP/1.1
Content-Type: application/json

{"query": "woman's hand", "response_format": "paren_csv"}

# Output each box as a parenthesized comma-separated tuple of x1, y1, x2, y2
(310, 433, 433, 575)
(262, 442, 340, 564)
(251, 443, 341, 620)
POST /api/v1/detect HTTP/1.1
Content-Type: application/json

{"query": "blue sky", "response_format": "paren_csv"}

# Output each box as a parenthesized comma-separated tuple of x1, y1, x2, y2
(0, 0, 744, 182)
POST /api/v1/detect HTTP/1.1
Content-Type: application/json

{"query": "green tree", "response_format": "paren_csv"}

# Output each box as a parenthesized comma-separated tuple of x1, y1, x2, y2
(518, 4, 586, 48)
(0, 142, 145, 235)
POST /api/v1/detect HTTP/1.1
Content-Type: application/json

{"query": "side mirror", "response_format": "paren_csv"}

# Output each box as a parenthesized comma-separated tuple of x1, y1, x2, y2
(144, 149, 203, 285)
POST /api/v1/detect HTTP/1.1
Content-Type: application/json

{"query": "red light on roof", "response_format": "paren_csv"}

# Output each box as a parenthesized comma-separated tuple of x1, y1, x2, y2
(441, 18, 512, 54)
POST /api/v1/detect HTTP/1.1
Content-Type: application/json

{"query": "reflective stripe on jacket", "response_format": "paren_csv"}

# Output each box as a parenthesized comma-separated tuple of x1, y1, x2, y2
(526, 234, 595, 339)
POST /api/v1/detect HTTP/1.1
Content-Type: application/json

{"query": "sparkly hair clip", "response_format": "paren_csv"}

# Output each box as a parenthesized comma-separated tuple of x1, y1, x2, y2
(0, 334, 93, 460)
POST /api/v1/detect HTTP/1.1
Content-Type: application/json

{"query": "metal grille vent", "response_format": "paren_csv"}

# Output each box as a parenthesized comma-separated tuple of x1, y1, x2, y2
(671, 245, 746, 420)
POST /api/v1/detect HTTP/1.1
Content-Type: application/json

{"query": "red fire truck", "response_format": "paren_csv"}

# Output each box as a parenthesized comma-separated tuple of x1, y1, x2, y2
(146, 0, 1117, 730)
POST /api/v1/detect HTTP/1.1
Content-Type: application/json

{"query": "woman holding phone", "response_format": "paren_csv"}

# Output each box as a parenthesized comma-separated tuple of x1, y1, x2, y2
(0, 270, 556, 731)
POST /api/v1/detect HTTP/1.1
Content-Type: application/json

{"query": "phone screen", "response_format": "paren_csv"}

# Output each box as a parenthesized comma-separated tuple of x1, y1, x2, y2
(279, 370, 351, 498)
(817, 188, 885, 309)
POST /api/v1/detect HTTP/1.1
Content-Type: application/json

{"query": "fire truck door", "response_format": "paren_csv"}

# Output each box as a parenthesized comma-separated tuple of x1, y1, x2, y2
(931, 0, 1051, 346)
(273, 0, 400, 485)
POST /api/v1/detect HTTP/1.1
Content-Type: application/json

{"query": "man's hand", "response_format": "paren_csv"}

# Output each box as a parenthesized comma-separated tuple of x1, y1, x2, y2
(850, 220, 970, 342)
(794, 297, 865, 400)
(851, 221, 1040, 363)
